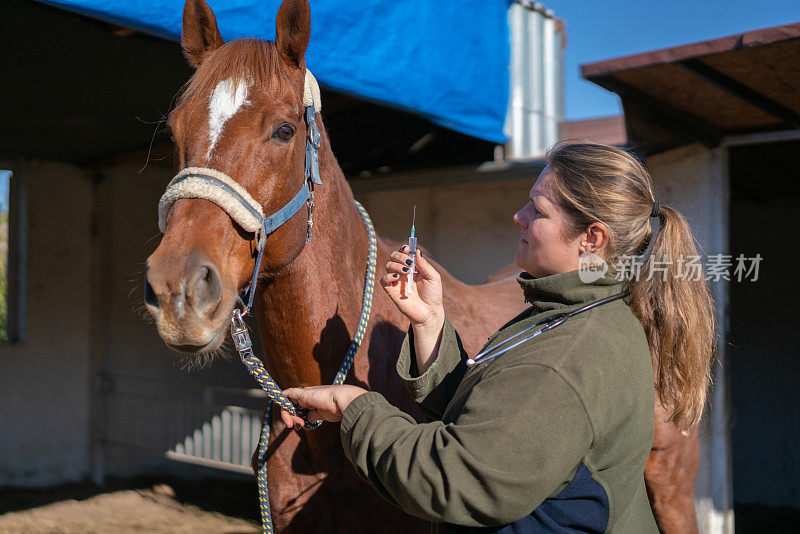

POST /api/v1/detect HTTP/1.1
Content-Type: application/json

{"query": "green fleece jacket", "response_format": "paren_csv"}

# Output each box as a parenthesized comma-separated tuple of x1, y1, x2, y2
(340, 270, 658, 533)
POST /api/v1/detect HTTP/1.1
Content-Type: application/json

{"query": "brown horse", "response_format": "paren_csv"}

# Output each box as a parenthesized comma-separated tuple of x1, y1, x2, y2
(144, 0, 699, 532)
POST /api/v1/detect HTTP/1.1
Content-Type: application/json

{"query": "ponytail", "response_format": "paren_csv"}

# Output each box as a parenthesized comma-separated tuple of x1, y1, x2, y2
(545, 142, 716, 432)
(628, 206, 716, 431)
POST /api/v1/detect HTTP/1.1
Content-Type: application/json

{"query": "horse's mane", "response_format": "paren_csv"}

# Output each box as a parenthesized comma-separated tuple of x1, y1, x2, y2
(177, 38, 293, 107)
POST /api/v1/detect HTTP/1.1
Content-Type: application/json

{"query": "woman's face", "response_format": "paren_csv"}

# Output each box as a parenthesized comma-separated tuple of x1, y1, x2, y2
(513, 167, 581, 277)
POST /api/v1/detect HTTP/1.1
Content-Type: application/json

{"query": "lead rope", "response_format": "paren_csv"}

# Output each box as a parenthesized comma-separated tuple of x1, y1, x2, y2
(230, 200, 377, 533)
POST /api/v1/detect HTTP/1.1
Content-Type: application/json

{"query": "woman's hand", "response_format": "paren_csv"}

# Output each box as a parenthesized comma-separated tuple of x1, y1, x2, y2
(380, 245, 444, 328)
(278, 385, 368, 428)
(381, 245, 445, 373)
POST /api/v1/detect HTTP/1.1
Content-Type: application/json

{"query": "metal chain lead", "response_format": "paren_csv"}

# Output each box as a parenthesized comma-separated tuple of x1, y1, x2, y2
(306, 185, 315, 242)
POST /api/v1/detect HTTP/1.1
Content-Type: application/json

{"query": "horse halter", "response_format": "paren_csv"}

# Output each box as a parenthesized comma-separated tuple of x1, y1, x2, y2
(157, 69, 324, 311)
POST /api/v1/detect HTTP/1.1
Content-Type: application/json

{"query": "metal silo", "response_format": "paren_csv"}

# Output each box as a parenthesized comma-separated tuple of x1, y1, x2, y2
(505, 1, 565, 160)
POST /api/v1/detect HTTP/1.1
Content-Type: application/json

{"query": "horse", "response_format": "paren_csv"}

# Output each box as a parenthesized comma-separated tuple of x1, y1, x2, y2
(143, 0, 700, 532)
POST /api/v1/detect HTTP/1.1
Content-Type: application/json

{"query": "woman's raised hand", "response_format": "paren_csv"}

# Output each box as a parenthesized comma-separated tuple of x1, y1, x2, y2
(380, 245, 444, 327)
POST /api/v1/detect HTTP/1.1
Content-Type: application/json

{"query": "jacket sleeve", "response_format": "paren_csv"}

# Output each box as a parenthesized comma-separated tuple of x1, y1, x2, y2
(340, 363, 593, 527)
(395, 313, 469, 420)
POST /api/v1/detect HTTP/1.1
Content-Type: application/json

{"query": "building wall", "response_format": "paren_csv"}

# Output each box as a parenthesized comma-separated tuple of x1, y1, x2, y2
(646, 143, 733, 534)
(0, 160, 94, 486)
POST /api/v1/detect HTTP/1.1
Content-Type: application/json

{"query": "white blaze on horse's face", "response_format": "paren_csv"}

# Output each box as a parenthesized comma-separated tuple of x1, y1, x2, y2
(206, 77, 250, 160)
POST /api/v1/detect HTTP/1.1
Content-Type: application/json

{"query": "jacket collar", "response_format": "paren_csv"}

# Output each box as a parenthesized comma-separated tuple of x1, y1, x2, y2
(517, 269, 627, 313)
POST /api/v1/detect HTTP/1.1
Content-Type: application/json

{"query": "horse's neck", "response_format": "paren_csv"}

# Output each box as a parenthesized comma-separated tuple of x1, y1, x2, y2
(254, 128, 371, 388)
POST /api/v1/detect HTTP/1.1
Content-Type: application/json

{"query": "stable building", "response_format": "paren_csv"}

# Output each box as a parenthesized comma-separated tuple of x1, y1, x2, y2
(4, 0, 793, 532)
(0, 0, 563, 488)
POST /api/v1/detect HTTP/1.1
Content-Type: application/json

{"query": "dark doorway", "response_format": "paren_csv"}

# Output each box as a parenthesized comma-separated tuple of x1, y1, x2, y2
(728, 140, 800, 532)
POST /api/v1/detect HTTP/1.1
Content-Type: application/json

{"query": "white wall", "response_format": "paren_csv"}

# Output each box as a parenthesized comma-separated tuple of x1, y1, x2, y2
(0, 160, 94, 486)
(646, 143, 733, 534)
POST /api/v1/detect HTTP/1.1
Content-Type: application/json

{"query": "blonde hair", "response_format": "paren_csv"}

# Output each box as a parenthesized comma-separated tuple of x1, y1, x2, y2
(545, 142, 716, 431)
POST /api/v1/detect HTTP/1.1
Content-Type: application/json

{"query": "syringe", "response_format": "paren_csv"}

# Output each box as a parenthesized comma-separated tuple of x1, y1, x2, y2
(408, 206, 417, 286)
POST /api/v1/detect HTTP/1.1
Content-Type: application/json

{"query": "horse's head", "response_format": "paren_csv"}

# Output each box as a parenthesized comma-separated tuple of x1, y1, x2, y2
(145, 0, 316, 353)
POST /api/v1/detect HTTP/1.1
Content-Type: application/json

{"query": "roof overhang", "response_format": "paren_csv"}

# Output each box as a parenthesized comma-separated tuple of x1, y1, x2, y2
(581, 22, 800, 155)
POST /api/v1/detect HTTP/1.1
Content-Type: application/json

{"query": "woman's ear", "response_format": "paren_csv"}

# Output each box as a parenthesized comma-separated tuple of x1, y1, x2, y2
(275, 0, 311, 68)
(580, 222, 609, 255)
(182, 0, 224, 68)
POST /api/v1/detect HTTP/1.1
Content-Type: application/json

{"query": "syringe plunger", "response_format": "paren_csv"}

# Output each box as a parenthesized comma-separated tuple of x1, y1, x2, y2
(408, 235, 418, 285)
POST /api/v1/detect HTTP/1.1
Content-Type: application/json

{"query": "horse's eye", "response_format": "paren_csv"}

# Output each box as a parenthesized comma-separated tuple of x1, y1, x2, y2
(273, 123, 295, 142)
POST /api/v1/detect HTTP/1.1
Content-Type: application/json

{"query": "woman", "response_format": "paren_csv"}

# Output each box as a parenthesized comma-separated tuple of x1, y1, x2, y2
(280, 142, 715, 532)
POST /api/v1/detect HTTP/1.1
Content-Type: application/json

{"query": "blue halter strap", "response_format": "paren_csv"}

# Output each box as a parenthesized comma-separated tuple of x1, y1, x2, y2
(241, 103, 322, 311)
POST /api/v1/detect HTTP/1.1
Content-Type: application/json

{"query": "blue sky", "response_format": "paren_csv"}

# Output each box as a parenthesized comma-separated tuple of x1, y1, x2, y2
(545, 1, 800, 120)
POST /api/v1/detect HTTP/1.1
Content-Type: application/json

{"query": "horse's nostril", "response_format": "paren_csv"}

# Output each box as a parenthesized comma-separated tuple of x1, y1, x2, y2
(190, 264, 222, 315)
(197, 266, 211, 290)
(144, 275, 159, 309)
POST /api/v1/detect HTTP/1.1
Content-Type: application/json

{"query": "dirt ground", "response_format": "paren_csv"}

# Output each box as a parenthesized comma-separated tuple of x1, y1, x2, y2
(4, 479, 800, 533)
(0, 478, 261, 534)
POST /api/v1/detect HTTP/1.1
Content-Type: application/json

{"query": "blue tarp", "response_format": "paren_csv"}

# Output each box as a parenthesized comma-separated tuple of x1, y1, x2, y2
(38, 0, 511, 142)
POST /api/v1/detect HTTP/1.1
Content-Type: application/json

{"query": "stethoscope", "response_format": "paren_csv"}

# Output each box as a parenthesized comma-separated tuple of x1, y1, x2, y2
(465, 290, 630, 367)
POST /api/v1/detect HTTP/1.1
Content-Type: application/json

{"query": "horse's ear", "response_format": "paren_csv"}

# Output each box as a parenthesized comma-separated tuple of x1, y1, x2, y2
(275, 0, 311, 68)
(181, 0, 224, 68)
